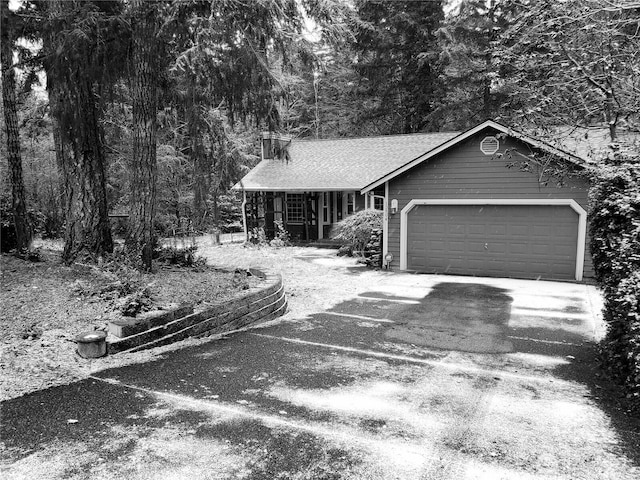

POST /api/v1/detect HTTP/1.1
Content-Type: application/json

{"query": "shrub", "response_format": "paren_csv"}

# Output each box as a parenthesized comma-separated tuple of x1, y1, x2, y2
(331, 209, 383, 255)
(589, 160, 640, 405)
(154, 245, 205, 267)
(269, 220, 291, 248)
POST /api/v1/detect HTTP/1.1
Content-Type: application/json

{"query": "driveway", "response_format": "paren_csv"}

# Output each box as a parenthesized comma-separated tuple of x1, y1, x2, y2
(2, 247, 639, 479)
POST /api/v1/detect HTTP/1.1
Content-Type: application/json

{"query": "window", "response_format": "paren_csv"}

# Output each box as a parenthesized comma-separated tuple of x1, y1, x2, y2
(374, 196, 384, 211)
(274, 196, 283, 223)
(286, 193, 305, 223)
(323, 192, 330, 223)
(346, 192, 355, 215)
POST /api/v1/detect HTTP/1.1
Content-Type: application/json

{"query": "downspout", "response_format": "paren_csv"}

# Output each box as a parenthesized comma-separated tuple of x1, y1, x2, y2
(383, 182, 389, 265)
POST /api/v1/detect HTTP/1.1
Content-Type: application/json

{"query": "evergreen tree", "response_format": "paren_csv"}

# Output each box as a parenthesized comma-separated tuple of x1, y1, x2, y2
(1, 0, 32, 250)
(128, 0, 160, 270)
(353, 0, 445, 134)
(41, 0, 128, 262)
(436, 0, 509, 129)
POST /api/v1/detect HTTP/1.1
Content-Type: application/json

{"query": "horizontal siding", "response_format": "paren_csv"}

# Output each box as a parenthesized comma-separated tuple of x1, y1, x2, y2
(387, 132, 594, 280)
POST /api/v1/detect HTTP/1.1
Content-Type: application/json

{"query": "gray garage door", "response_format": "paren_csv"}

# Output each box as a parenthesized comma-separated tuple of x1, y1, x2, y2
(407, 204, 579, 280)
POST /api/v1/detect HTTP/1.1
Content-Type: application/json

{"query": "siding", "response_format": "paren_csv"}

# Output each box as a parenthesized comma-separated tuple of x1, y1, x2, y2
(386, 130, 594, 280)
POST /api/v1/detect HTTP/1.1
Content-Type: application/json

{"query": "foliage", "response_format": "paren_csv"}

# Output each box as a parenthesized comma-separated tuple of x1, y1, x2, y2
(435, 0, 511, 129)
(154, 245, 206, 268)
(352, 0, 445, 134)
(494, 0, 640, 139)
(589, 159, 640, 405)
(0, 193, 43, 252)
(269, 220, 291, 248)
(331, 209, 383, 255)
(247, 226, 268, 246)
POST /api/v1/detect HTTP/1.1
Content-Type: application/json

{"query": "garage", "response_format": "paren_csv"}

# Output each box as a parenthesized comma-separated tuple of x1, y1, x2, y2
(403, 201, 585, 281)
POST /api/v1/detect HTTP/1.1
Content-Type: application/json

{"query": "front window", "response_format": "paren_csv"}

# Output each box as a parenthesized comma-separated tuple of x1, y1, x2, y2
(286, 193, 305, 223)
(374, 196, 384, 210)
(274, 196, 283, 222)
(347, 192, 355, 215)
(323, 192, 330, 223)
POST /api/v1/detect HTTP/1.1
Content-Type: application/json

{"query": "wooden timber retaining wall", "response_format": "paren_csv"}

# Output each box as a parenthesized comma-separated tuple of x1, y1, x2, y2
(107, 272, 286, 354)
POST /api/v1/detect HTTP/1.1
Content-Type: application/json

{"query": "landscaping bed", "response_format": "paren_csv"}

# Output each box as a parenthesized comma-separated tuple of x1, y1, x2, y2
(0, 249, 259, 401)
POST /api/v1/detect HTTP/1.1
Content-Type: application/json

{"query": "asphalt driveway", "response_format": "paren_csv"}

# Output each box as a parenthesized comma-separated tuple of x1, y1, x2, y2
(2, 256, 639, 480)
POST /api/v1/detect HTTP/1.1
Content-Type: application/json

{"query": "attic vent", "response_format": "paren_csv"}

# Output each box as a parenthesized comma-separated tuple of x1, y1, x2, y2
(480, 136, 499, 155)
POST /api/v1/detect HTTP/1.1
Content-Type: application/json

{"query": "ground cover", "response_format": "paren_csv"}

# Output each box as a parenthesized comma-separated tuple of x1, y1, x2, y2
(0, 242, 255, 401)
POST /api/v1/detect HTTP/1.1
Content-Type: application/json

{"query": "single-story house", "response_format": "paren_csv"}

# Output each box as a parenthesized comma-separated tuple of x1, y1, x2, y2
(234, 120, 594, 282)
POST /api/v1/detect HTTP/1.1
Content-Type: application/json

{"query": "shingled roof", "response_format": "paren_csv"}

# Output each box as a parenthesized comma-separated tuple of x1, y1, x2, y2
(235, 120, 638, 193)
(235, 131, 461, 192)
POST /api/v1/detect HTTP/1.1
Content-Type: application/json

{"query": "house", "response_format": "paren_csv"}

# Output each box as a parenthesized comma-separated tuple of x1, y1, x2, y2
(234, 120, 594, 282)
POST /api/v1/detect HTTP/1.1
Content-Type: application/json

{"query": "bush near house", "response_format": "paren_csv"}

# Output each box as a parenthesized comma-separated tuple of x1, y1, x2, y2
(589, 160, 640, 406)
(331, 209, 383, 256)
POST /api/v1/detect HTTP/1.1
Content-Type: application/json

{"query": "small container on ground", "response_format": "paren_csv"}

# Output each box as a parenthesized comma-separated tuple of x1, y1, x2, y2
(76, 331, 107, 358)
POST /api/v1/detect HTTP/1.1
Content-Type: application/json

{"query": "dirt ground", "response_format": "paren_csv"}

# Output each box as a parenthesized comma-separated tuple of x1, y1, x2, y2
(0, 240, 266, 401)
(0, 237, 378, 402)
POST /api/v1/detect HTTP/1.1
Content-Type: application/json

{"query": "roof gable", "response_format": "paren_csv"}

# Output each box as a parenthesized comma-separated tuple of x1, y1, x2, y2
(360, 120, 585, 193)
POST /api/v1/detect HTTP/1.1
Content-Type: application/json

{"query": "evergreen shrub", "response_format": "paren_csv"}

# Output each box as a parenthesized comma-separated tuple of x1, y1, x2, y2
(589, 160, 640, 405)
(331, 209, 383, 255)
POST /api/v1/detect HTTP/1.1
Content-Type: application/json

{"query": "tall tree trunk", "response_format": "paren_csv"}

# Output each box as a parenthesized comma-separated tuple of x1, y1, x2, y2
(128, 0, 158, 270)
(45, 0, 113, 263)
(1, 16, 32, 250)
(190, 83, 211, 232)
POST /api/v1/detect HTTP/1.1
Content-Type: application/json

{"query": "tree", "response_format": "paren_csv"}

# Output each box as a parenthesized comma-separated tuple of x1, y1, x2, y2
(167, 0, 350, 229)
(436, 0, 511, 129)
(41, 0, 129, 262)
(1, 0, 32, 250)
(494, 0, 640, 140)
(352, 0, 445, 134)
(127, 0, 159, 270)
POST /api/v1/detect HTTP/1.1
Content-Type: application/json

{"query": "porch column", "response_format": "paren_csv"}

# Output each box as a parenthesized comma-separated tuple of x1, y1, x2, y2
(318, 192, 324, 240)
(241, 190, 248, 240)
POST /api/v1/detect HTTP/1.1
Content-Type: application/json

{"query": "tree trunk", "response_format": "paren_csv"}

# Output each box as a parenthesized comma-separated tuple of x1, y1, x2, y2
(1, 20, 32, 250)
(128, 0, 158, 270)
(190, 83, 211, 232)
(59, 79, 113, 262)
(45, 0, 113, 263)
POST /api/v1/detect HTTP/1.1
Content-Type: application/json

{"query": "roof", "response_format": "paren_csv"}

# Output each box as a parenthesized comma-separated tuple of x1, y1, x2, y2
(235, 131, 460, 192)
(360, 120, 586, 193)
(235, 119, 634, 194)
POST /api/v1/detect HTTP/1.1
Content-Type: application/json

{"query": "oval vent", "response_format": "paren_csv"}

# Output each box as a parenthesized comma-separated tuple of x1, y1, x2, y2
(480, 136, 499, 155)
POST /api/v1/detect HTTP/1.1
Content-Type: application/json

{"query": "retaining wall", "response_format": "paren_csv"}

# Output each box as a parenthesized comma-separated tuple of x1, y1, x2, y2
(107, 272, 286, 354)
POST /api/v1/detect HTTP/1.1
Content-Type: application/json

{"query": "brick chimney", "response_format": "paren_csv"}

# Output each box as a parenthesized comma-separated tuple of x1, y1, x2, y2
(262, 132, 292, 161)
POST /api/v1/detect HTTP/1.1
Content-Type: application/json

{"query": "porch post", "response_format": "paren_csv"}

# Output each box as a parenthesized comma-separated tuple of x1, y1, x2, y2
(318, 192, 324, 240)
(241, 190, 248, 240)
(303, 191, 310, 241)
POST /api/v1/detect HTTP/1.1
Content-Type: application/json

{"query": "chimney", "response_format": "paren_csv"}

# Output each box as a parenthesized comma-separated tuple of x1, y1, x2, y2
(262, 132, 292, 161)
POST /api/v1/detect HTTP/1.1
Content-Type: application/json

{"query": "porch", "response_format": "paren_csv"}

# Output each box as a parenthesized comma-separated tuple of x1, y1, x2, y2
(243, 190, 381, 242)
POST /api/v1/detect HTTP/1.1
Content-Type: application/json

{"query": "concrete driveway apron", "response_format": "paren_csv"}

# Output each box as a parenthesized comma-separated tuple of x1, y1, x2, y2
(2, 274, 639, 480)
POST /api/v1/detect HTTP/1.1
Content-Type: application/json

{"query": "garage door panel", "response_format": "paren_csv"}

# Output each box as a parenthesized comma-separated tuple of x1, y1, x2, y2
(488, 225, 507, 235)
(509, 243, 529, 255)
(406, 204, 578, 280)
(428, 223, 446, 234)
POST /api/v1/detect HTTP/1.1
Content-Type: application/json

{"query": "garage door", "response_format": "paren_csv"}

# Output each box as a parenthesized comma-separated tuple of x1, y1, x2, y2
(407, 204, 579, 280)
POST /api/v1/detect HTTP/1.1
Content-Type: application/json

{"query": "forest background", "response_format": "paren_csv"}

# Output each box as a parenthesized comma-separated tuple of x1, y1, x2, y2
(2, 1, 640, 400)
(2, 0, 637, 264)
